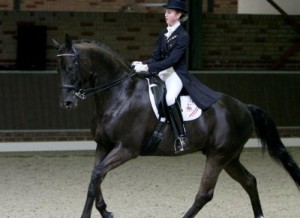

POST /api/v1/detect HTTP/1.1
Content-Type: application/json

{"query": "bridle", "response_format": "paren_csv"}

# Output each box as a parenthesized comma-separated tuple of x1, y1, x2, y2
(57, 47, 137, 100)
(57, 47, 83, 94)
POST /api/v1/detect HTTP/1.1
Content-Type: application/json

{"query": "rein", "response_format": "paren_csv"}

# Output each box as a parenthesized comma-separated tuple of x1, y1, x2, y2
(57, 47, 137, 100)
(75, 72, 137, 100)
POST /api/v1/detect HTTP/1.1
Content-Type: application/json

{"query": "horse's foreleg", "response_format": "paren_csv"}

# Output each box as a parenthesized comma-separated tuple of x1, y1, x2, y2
(225, 158, 264, 218)
(81, 145, 108, 218)
(81, 143, 136, 218)
(183, 155, 223, 218)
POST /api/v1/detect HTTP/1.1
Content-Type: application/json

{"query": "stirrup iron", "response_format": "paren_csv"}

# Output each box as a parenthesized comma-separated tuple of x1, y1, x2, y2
(174, 136, 189, 153)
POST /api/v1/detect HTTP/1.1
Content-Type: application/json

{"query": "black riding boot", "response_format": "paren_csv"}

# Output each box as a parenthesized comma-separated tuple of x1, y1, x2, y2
(168, 104, 189, 153)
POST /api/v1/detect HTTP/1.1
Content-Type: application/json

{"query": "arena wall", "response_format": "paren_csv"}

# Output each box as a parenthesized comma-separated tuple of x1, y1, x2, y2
(0, 71, 299, 131)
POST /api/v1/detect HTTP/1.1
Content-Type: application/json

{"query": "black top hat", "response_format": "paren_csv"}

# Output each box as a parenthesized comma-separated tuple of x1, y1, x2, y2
(163, 0, 188, 13)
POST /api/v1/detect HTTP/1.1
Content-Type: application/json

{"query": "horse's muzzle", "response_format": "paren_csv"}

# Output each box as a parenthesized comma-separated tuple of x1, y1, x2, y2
(60, 95, 78, 110)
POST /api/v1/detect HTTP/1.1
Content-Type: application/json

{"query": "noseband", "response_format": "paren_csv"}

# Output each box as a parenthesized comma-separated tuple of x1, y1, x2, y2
(57, 47, 136, 100)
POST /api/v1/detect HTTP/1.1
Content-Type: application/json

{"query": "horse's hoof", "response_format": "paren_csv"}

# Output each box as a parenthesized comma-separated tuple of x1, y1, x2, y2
(103, 211, 113, 218)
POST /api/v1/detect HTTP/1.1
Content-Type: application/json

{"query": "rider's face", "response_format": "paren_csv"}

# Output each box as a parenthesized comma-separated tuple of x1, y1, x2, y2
(165, 9, 182, 26)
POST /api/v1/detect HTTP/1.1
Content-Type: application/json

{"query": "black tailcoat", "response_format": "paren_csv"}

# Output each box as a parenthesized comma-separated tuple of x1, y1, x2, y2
(143, 25, 222, 110)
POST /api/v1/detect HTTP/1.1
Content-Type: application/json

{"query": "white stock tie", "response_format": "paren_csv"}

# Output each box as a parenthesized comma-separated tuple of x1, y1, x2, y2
(165, 27, 173, 39)
(165, 22, 180, 39)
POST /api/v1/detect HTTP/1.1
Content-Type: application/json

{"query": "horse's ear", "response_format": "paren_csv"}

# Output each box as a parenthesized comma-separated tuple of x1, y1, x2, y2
(52, 38, 60, 49)
(65, 34, 72, 49)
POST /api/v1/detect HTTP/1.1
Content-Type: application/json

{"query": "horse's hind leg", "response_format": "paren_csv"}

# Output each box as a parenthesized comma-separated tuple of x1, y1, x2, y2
(183, 155, 224, 218)
(225, 158, 264, 218)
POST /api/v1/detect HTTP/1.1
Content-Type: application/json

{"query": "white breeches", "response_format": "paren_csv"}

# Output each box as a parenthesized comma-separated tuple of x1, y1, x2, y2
(159, 67, 183, 106)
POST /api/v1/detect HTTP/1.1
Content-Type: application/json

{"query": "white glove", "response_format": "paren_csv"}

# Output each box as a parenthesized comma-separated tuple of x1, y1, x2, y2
(134, 63, 149, 73)
(131, 61, 142, 66)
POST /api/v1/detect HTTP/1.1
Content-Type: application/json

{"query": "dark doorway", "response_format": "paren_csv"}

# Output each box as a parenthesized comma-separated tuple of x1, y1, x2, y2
(17, 25, 47, 70)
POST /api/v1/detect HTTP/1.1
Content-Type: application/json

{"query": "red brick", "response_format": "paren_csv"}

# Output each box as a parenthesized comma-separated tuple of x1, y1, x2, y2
(149, 32, 159, 37)
(254, 38, 266, 43)
(89, 2, 99, 6)
(127, 27, 141, 32)
(127, 46, 139, 50)
(47, 26, 58, 31)
(80, 22, 94, 27)
(230, 46, 243, 51)
(116, 36, 134, 41)
(3, 31, 16, 35)
(103, 17, 116, 22)
(35, 1, 44, 5)
(139, 55, 151, 60)
(81, 32, 94, 36)
(26, 4, 37, 9)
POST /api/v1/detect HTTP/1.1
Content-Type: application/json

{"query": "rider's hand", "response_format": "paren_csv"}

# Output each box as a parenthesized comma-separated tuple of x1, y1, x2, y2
(131, 61, 142, 67)
(134, 63, 149, 73)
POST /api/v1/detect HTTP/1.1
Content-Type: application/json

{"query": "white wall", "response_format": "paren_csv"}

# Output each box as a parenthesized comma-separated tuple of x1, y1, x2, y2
(1, 138, 299, 152)
(238, 0, 300, 15)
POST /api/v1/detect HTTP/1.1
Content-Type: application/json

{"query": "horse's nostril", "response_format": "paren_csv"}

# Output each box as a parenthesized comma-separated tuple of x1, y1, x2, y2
(61, 97, 78, 110)
(65, 101, 73, 108)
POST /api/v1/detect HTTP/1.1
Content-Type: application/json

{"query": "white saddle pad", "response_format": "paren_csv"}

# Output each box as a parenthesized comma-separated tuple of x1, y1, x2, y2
(147, 79, 202, 121)
(180, 95, 202, 121)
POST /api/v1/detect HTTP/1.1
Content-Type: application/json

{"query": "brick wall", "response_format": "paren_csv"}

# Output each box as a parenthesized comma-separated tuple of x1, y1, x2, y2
(0, 0, 13, 10)
(1, 0, 237, 13)
(203, 0, 237, 14)
(0, 11, 166, 70)
(0, 11, 299, 70)
(215, 0, 237, 14)
(202, 14, 300, 69)
(18, 0, 166, 12)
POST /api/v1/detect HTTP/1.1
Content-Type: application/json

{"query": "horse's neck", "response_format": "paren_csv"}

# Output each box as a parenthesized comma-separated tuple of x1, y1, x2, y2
(93, 71, 138, 116)
(87, 46, 140, 116)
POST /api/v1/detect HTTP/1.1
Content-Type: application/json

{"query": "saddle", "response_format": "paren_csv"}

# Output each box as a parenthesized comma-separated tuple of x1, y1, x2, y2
(148, 75, 168, 120)
(141, 75, 201, 155)
(140, 75, 168, 155)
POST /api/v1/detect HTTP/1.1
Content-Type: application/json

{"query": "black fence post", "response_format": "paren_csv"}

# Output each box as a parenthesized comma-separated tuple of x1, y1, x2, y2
(188, 0, 203, 70)
(14, 0, 20, 11)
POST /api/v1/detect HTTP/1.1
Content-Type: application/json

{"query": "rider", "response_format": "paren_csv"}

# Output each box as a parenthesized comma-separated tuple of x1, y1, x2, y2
(133, 0, 221, 152)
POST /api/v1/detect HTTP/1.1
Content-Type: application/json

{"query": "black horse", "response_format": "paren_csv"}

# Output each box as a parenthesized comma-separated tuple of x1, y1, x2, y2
(53, 35, 300, 218)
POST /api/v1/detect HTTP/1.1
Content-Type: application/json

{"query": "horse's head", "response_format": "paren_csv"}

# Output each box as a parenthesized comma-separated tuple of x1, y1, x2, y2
(54, 35, 135, 109)
(53, 34, 81, 110)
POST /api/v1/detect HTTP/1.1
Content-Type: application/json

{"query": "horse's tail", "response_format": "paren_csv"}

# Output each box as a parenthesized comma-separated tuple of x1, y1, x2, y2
(247, 104, 300, 189)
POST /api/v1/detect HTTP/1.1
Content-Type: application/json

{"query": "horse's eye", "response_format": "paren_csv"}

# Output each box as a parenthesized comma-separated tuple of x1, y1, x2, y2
(67, 65, 73, 72)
